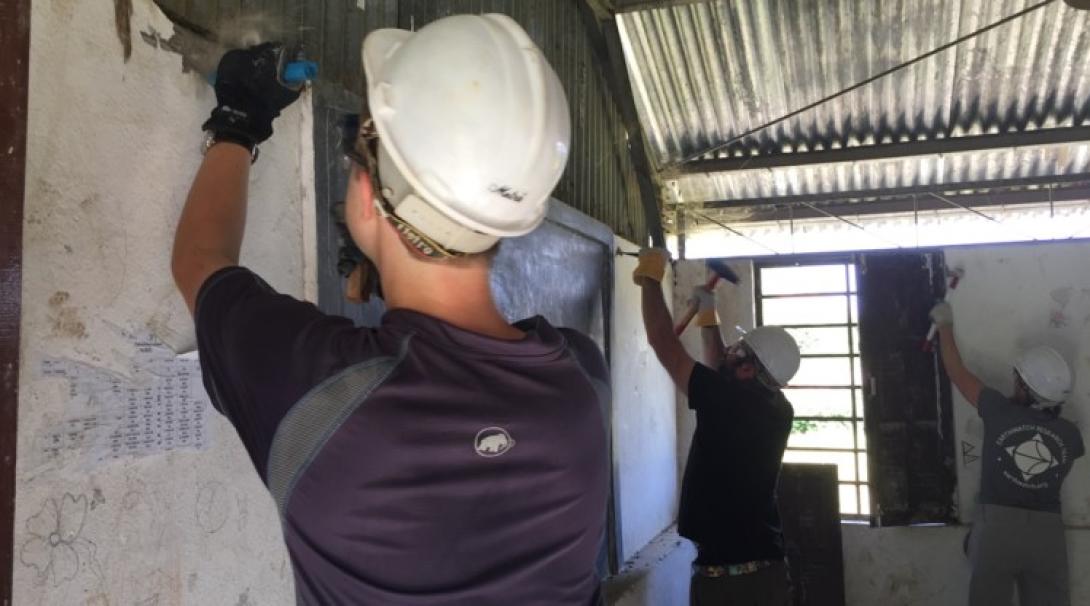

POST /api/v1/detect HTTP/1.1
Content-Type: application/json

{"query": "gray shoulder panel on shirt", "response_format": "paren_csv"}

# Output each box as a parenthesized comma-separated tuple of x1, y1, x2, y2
(266, 335, 412, 516)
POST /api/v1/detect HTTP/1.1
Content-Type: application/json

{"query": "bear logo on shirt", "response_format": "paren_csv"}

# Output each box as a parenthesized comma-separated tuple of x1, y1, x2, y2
(475, 427, 515, 457)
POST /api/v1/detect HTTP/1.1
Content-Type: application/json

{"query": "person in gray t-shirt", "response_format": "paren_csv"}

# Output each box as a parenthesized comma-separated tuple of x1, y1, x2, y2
(930, 302, 1085, 606)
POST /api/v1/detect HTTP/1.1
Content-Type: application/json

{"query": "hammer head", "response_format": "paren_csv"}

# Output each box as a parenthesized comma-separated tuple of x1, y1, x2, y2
(707, 258, 741, 285)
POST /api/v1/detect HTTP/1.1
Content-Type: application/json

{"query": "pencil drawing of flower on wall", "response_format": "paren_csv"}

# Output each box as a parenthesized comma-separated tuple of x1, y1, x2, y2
(19, 493, 98, 586)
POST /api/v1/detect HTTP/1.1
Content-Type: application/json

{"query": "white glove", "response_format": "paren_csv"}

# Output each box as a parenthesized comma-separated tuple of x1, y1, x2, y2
(691, 286, 718, 327)
(929, 302, 953, 327)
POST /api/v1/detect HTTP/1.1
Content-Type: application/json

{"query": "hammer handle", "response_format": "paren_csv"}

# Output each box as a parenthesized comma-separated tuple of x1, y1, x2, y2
(673, 273, 721, 335)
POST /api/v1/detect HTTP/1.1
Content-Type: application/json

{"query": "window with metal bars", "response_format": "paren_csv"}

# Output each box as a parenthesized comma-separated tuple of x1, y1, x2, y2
(754, 260, 869, 517)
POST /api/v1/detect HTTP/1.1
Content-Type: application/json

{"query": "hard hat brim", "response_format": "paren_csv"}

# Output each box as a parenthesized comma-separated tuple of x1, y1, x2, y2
(362, 29, 412, 86)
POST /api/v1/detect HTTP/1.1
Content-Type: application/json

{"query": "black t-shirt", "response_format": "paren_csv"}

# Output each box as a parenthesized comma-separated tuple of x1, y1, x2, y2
(678, 363, 794, 565)
(195, 267, 610, 605)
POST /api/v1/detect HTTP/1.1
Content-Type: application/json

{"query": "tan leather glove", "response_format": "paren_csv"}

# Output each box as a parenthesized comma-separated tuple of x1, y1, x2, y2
(632, 247, 671, 285)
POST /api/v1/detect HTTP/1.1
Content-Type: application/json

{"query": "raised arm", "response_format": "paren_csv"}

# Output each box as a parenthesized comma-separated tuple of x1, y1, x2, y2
(171, 43, 302, 314)
(931, 302, 983, 407)
(172, 145, 252, 313)
(692, 286, 726, 368)
(634, 249, 696, 394)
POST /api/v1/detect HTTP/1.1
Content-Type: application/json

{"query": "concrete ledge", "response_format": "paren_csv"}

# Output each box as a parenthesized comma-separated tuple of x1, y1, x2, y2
(605, 526, 694, 606)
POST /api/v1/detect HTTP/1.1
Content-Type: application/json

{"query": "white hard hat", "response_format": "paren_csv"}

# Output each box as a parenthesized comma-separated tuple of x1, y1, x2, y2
(1014, 346, 1073, 406)
(744, 326, 801, 388)
(361, 14, 571, 254)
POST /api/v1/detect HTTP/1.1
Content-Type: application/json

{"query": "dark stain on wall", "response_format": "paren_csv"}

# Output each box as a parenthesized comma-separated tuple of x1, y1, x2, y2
(115, 0, 134, 60)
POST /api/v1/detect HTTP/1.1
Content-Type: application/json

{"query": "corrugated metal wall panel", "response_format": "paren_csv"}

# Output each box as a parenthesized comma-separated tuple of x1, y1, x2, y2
(153, 0, 646, 243)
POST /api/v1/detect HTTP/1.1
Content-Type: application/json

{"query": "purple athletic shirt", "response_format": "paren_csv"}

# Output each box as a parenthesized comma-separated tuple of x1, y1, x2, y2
(195, 267, 609, 605)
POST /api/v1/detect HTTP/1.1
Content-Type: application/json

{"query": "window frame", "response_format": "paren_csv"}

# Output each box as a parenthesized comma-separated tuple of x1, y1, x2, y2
(754, 256, 869, 519)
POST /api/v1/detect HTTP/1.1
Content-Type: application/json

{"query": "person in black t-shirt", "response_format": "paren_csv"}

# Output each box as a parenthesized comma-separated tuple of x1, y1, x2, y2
(171, 17, 609, 606)
(633, 249, 801, 606)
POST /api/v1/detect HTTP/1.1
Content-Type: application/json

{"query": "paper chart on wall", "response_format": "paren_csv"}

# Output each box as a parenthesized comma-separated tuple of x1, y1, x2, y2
(36, 330, 213, 468)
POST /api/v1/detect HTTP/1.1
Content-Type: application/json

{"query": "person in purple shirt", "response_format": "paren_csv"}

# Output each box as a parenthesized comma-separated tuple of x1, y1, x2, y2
(171, 15, 608, 605)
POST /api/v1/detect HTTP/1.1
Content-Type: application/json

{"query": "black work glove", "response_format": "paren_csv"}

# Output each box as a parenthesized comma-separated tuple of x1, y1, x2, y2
(202, 42, 301, 148)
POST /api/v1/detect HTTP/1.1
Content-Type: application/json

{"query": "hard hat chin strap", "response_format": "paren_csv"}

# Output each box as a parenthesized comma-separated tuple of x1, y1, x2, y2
(343, 111, 465, 260)
(371, 195, 462, 260)
(1029, 396, 1062, 411)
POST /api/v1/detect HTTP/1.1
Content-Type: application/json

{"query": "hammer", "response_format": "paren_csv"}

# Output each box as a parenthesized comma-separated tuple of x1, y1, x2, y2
(923, 266, 964, 352)
(673, 259, 741, 335)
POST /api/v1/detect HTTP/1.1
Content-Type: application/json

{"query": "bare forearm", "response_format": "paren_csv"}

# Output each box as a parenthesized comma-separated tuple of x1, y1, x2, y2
(937, 324, 983, 406)
(700, 325, 725, 368)
(937, 325, 964, 373)
(172, 143, 252, 313)
(640, 281, 674, 350)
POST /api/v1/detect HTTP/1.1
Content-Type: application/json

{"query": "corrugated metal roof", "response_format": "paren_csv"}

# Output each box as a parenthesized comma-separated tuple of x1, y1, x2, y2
(619, 0, 1090, 207)
(674, 142, 1090, 202)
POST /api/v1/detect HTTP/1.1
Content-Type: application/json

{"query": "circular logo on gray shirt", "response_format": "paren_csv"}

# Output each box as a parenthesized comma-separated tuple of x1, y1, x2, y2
(475, 427, 515, 458)
(996, 425, 1068, 489)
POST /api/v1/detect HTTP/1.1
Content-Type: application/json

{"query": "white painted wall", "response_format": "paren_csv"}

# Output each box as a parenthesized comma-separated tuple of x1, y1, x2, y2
(841, 524, 970, 605)
(842, 524, 1090, 606)
(611, 241, 680, 563)
(14, 0, 312, 603)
